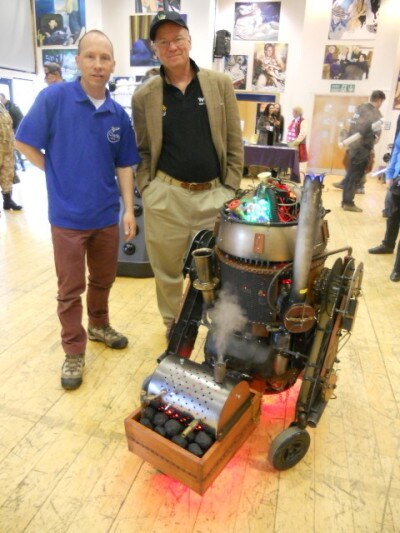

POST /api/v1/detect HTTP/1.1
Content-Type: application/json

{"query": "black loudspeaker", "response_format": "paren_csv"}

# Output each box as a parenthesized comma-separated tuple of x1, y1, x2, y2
(117, 187, 153, 278)
(214, 30, 231, 58)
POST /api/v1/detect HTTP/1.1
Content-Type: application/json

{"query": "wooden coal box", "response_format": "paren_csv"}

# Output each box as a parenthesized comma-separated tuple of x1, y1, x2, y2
(124, 392, 261, 495)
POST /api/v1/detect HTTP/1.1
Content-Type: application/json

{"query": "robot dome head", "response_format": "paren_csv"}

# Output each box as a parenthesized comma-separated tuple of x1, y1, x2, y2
(223, 180, 302, 226)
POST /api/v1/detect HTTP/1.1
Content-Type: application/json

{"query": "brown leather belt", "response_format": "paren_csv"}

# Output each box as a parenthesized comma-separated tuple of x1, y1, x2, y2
(156, 170, 220, 191)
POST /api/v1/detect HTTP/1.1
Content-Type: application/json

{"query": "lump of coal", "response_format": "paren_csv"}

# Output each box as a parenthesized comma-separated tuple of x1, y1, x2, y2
(153, 412, 169, 427)
(154, 425, 166, 437)
(142, 406, 156, 420)
(171, 435, 187, 448)
(188, 443, 204, 457)
(164, 419, 184, 438)
(194, 430, 214, 451)
(139, 417, 153, 430)
(186, 431, 196, 443)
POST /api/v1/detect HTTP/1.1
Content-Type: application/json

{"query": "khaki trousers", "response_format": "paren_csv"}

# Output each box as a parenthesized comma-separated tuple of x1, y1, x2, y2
(142, 176, 234, 325)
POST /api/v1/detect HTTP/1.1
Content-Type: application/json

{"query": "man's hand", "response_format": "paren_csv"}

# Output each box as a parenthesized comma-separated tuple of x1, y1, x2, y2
(123, 211, 136, 241)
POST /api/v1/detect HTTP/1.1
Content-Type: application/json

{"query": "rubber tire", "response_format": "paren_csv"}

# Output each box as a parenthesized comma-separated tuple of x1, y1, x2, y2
(268, 427, 311, 470)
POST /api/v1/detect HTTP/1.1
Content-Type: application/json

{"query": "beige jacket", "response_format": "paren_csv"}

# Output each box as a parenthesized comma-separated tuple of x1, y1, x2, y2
(132, 67, 243, 193)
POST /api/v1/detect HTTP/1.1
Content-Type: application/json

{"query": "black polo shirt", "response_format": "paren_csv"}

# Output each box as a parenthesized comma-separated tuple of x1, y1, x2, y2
(157, 60, 221, 183)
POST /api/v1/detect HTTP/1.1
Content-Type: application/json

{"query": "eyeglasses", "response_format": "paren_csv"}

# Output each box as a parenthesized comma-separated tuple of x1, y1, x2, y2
(153, 36, 188, 50)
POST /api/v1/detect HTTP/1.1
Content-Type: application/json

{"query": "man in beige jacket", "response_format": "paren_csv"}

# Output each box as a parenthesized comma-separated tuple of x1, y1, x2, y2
(132, 11, 243, 331)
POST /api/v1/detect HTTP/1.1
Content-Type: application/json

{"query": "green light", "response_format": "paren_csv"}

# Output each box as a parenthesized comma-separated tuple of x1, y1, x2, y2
(235, 197, 272, 223)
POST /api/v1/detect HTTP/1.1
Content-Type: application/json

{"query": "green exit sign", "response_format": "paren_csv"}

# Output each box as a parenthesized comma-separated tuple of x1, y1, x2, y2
(330, 83, 356, 93)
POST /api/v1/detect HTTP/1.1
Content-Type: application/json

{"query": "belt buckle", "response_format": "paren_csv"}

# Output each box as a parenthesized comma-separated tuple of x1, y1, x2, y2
(188, 182, 198, 192)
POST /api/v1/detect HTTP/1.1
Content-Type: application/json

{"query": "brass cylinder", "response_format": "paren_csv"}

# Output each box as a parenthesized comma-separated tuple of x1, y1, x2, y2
(192, 248, 219, 305)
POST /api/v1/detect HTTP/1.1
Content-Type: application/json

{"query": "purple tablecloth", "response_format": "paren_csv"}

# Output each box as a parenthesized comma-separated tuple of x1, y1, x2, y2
(244, 145, 300, 183)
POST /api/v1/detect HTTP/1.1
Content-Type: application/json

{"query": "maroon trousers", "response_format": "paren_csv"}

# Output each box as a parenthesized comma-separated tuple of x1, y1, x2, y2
(51, 224, 119, 355)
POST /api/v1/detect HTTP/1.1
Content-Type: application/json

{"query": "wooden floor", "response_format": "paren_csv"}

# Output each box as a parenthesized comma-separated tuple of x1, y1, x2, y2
(0, 167, 399, 533)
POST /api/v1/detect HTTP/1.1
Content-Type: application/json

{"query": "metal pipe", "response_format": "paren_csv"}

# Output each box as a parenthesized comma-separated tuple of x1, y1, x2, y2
(289, 173, 324, 304)
(192, 248, 219, 305)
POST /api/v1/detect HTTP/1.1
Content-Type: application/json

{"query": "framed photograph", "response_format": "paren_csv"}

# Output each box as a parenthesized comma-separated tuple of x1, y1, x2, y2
(42, 48, 79, 81)
(393, 70, 400, 110)
(252, 42, 288, 92)
(130, 15, 160, 67)
(134, 0, 180, 13)
(322, 43, 373, 80)
(224, 55, 248, 90)
(328, 0, 380, 40)
(35, 0, 86, 47)
(233, 2, 280, 41)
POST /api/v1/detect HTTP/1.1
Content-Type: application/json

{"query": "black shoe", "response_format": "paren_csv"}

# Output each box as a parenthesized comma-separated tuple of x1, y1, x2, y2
(333, 182, 344, 190)
(2, 192, 22, 211)
(368, 244, 394, 254)
(390, 271, 400, 282)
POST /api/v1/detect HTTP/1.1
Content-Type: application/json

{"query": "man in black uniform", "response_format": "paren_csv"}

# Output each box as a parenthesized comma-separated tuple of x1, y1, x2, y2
(340, 90, 386, 212)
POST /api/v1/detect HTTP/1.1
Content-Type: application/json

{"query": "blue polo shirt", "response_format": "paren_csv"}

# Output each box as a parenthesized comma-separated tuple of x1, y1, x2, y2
(16, 79, 140, 230)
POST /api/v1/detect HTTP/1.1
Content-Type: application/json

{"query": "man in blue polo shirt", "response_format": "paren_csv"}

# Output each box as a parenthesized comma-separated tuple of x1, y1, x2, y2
(15, 30, 141, 391)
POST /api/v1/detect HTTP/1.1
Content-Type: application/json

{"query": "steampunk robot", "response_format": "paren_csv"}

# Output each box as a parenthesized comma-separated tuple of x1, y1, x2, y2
(139, 174, 363, 471)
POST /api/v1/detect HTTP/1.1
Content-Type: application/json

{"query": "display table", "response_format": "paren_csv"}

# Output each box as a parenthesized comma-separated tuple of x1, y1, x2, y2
(244, 144, 301, 183)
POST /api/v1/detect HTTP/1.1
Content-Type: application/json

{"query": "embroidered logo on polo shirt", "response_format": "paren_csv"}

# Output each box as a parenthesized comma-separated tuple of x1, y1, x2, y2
(107, 126, 120, 143)
(198, 97, 205, 106)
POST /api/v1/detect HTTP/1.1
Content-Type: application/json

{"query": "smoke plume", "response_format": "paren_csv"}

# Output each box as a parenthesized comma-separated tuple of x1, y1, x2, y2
(208, 285, 247, 363)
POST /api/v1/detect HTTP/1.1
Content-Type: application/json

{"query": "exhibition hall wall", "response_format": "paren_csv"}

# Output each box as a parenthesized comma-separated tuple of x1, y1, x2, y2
(0, 0, 399, 170)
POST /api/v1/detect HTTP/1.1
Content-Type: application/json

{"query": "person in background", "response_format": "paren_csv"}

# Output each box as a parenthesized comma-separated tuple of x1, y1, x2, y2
(368, 130, 400, 282)
(286, 106, 308, 171)
(135, 67, 160, 91)
(256, 103, 276, 146)
(0, 93, 25, 174)
(0, 100, 22, 212)
(132, 11, 243, 333)
(273, 102, 284, 143)
(337, 89, 385, 212)
(382, 114, 400, 217)
(15, 30, 141, 391)
(43, 62, 64, 85)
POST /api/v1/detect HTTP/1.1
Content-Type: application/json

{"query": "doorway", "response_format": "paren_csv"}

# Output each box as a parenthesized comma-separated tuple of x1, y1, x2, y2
(309, 94, 367, 173)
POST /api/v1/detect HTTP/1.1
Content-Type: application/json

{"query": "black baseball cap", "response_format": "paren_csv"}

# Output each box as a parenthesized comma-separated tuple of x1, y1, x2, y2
(149, 11, 188, 41)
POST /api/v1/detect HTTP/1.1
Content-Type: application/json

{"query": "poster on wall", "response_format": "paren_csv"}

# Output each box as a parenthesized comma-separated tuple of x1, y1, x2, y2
(130, 15, 160, 67)
(322, 43, 373, 80)
(42, 48, 79, 81)
(328, 0, 380, 40)
(393, 70, 400, 110)
(134, 0, 180, 13)
(252, 42, 288, 92)
(35, 0, 86, 47)
(224, 55, 248, 90)
(233, 2, 280, 41)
